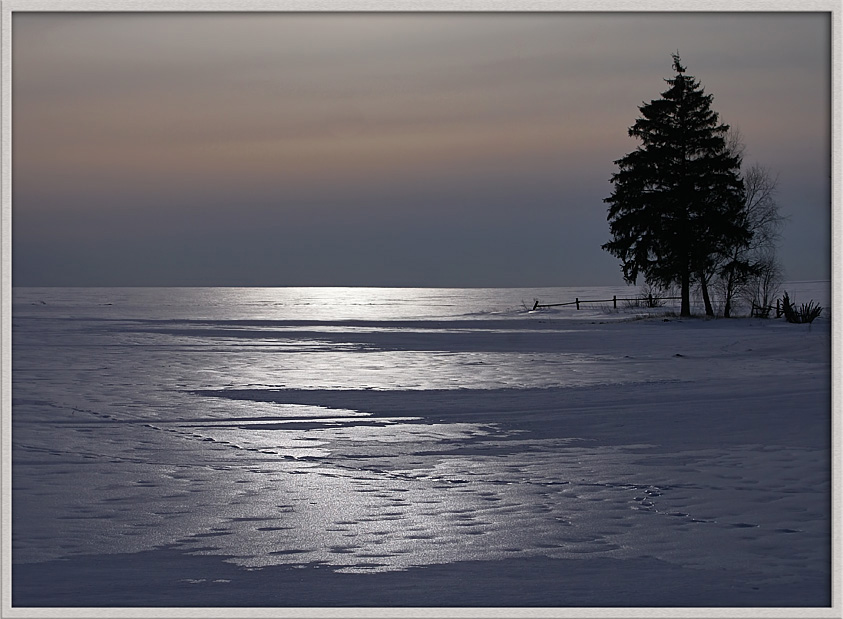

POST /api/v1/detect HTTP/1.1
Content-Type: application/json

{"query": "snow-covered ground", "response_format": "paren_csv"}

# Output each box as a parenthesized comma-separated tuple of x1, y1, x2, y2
(8, 284, 834, 613)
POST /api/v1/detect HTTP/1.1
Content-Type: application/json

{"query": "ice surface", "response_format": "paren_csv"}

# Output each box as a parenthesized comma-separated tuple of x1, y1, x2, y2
(10, 284, 832, 608)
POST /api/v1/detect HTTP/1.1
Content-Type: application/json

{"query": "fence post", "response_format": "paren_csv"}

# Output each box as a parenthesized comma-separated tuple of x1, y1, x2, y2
(575, 298, 579, 310)
(613, 295, 617, 309)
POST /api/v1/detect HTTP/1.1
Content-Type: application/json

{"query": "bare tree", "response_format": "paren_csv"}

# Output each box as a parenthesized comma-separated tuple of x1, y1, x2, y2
(742, 247, 784, 317)
(714, 131, 786, 317)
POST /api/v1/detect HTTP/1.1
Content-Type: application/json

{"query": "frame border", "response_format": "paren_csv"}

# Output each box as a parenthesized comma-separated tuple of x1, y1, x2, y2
(1, 3, 839, 618)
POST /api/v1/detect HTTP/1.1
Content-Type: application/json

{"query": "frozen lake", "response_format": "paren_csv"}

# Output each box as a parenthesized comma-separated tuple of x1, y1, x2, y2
(10, 284, 832, 609)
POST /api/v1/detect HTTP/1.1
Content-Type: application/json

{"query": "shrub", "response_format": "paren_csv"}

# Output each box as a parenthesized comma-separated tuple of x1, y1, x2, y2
(781, 291, 823, 324)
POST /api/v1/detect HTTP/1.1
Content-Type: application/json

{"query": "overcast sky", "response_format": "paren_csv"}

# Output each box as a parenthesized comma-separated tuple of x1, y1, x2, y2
(12, 11, 831, 287)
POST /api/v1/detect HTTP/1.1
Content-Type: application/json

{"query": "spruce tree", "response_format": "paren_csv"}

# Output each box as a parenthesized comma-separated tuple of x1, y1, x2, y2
(603, 54, 748, 317)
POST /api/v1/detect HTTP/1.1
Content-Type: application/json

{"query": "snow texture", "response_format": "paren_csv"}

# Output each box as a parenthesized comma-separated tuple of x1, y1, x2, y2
(9, 284, 833, 610)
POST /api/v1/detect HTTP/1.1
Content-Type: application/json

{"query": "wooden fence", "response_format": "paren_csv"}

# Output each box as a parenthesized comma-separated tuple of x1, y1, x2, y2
(751, 301, 783, 318)
(534, 296, 784, 316)
(532, 295, 681, 311)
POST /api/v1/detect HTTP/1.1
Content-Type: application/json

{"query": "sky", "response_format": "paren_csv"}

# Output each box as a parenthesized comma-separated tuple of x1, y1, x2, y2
(11, 11, 831, 287)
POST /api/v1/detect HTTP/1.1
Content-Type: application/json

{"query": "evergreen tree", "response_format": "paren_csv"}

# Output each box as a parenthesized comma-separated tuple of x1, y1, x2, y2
(603, 54, 749, 317)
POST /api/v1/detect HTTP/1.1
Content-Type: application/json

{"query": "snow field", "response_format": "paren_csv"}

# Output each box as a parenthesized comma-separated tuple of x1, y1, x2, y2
(10, 286, 832, 607)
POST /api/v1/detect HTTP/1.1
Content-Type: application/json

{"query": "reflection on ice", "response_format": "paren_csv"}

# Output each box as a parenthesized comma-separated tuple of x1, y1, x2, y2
(11, 286, 832, 606)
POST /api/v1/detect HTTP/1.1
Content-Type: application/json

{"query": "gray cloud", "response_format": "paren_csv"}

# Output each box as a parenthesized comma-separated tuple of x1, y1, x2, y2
(12, 12, 830, 286)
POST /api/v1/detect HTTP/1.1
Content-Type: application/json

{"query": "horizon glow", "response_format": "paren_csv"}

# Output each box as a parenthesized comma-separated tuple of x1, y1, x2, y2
(12, 12, 831, 287)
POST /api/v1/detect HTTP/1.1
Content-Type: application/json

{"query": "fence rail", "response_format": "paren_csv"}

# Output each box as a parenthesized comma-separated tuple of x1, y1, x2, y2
(532, 295, 681, 311)
(533, 296, 785, 315)
(752, 301, 783, 318)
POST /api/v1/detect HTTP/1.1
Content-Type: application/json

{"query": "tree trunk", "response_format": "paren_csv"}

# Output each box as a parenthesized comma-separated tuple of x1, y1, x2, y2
(699, 273, 714, 317)
(723, 250, 741, 319)
(723, 270, 734, 318)
(680, 270, 691, 317)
